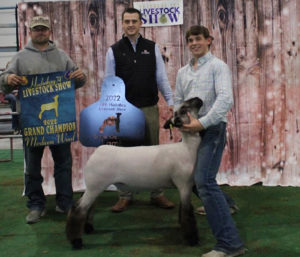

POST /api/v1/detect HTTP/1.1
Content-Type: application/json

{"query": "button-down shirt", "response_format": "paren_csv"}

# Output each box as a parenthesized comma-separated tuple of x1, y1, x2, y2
(105, 36, 174, 106)
(174, 51, 233, 129)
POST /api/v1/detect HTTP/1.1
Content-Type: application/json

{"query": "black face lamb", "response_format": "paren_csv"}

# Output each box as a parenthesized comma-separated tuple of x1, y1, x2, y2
(66, 97, 203, 250)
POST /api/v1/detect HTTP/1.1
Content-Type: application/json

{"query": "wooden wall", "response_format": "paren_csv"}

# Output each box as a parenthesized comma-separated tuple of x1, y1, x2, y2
(17, 0, 300, 193)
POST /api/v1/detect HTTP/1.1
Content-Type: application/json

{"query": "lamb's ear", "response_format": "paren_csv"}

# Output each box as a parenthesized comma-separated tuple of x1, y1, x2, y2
(163, 118, 174, 129)
(187, 97, 203, 110)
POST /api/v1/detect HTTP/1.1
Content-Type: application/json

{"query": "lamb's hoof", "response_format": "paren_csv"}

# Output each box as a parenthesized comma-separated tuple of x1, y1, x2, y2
(84, 223, 94, 234)
(71, 238, 83, 250)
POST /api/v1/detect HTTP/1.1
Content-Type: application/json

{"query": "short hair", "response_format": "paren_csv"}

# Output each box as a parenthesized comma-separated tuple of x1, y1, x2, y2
(185, 25, 214, 42)
(122, 7, 142, 21)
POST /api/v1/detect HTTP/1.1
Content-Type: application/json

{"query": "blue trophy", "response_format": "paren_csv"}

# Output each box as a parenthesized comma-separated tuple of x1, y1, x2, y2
(79, 76, 145, 147)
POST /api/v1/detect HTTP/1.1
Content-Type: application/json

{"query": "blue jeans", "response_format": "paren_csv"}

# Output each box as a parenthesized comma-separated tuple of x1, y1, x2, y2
(194, 122, 243, 253)
(193, 186, 236, 208)
(24, 143, 73, 211)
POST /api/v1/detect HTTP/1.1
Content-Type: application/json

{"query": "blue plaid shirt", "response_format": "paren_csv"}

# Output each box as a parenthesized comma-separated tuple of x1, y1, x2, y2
(174, 52, 233, 129)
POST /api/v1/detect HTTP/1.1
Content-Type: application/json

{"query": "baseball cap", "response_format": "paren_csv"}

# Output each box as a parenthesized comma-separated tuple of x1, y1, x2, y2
(30, 16, 51, 29)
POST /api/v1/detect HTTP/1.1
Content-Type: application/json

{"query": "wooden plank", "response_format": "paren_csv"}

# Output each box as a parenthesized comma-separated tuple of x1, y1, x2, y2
(15, 0, 300, 191)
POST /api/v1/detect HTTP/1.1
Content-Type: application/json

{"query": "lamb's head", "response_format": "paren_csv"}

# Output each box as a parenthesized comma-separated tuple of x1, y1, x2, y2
(164, 97, 203, 129)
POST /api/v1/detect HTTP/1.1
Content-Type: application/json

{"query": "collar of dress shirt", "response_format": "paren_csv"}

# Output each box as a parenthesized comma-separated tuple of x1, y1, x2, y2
(123, 33, 141, 46)
(190, 51, 212, 67)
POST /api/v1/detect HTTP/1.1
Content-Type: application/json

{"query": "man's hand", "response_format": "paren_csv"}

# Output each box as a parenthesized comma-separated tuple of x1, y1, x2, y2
(167, 105, 174, 119)
(7, 74, 24, 87)
(180, 112, 204, 133)
(69, 69, 86, 81)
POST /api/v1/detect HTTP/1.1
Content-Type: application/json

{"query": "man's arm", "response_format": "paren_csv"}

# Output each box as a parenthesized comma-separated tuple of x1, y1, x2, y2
(105, 47, 116, 77)
(0, 56, 23, 94)
(155, 44, 173, 108)
(174, 69, 185, 111)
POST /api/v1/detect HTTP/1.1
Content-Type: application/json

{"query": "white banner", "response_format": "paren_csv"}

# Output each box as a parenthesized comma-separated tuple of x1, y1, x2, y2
(133, 0, 183, 27)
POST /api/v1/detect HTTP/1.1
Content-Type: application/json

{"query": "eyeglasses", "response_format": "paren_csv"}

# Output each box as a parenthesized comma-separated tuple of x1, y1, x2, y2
(31, 27, 49, 32)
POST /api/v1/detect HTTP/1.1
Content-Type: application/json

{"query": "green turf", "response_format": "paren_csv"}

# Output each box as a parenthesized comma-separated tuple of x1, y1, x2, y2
(0, 149, 300, 257)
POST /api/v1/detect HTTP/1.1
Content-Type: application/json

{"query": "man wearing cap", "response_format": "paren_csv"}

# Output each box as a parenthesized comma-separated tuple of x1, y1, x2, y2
(174, 25, 246, 257)
(0, 16, 86, 224)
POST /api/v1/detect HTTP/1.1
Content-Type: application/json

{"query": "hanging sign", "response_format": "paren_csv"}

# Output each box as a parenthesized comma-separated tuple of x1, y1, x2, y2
(19, 71, 77, 147)
(134, 0, 183, 27)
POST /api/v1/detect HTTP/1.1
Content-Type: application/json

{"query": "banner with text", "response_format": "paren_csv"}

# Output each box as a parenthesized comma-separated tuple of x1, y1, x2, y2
(133, 0, 183, 27)
(19, 71, 77, 147)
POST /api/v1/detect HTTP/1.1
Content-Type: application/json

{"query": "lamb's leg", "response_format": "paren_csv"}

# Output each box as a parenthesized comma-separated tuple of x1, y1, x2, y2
(66, 201, 87, 249)
(66, 189, 101, 249)
(84, 202, 96, 234)
(178, 187, 199, 246)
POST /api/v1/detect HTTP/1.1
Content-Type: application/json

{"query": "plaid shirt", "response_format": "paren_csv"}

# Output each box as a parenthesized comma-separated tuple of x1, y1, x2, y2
(174, 52, 233, 129)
